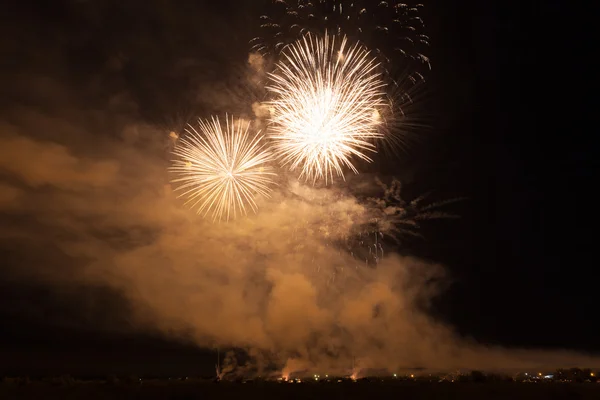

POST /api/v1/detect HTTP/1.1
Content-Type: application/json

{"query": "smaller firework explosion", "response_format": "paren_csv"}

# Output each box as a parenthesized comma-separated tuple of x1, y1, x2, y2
(267, 32, 387, 184)
(363, 177, 466, 243)
(170, 115, 277, 222)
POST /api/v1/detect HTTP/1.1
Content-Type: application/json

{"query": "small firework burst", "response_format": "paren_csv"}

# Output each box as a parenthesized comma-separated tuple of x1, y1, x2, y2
(170, 115, 277, 221)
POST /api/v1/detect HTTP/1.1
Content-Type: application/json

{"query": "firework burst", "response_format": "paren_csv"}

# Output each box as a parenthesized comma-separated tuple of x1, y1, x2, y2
(267, 32, 387, 184)
(170, 115, 276, 222)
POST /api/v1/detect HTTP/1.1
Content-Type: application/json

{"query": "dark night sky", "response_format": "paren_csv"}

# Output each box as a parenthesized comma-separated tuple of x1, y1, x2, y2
(0, 0, 596, 376)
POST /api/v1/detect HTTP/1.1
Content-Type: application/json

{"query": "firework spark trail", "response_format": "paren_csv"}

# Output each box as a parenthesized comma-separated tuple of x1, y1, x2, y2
(169, 115, 277, 222)
(267, 32, 387, 184)
(364, 178, 466, 243)
(251, 1, 431, 69)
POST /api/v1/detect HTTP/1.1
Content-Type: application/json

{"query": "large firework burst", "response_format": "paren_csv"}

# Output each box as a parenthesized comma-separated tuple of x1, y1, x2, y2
(267, 32, 387, 184)
(170, 115, 276, 221)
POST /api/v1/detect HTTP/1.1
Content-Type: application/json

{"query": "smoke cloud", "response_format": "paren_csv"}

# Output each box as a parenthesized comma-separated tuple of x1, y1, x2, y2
(1, 102, 598, 376)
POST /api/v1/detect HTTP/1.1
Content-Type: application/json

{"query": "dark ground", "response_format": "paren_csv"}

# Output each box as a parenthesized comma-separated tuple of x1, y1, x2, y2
(2, 382, 600, 400)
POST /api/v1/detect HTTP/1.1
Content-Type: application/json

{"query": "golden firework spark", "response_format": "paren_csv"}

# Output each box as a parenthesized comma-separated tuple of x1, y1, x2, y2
(170, 115, 276, 222)
(267, 32, 386, 184)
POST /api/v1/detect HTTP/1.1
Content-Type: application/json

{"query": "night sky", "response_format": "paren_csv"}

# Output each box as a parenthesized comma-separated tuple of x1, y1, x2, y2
(0, 0, 596, 377)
